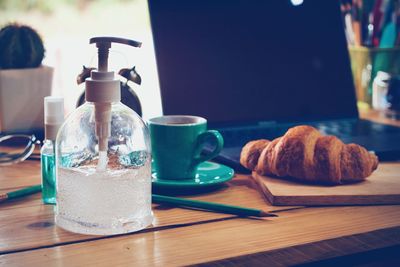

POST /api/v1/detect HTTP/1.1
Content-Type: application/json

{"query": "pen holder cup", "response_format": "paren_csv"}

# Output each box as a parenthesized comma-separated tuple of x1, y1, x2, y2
(348, 46, 400, 109)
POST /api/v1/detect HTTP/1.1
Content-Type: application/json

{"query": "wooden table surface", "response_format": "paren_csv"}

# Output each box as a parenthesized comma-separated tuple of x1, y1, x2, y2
(0, 110, 400, 266)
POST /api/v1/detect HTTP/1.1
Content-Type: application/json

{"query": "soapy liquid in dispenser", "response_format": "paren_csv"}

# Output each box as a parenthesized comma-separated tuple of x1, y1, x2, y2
(57, 114, 153, 235)
(57, 150, 152, 235)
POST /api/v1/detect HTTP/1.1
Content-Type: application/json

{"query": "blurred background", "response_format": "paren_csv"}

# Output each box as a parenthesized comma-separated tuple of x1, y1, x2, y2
(2, 0, 400, 135)
(0, 0, 162, 119)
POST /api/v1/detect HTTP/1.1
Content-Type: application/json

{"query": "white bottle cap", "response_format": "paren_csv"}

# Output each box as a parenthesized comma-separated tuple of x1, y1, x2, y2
(44, 96, 64, 140)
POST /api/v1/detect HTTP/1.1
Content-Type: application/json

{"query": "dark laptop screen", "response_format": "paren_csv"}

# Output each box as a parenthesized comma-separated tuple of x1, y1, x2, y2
(148, 0, 358, 125)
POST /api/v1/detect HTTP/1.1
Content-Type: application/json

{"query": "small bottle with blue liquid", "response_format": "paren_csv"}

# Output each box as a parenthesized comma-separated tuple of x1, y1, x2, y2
(41, 96, 64, 204)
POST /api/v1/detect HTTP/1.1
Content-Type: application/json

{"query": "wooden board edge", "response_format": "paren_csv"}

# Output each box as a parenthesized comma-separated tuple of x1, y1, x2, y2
(272, 194, 400, 206)
(251, 171, 275, 205)
(251, 172, 400, 206)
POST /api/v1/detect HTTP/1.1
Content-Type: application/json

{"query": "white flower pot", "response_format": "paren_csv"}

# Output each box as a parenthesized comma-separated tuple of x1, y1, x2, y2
(0, 65, 53, 135)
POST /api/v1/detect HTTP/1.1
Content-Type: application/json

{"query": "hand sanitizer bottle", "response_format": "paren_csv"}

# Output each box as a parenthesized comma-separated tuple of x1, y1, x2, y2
(55, 37, 153, 235)
(41, 96, 64, 205)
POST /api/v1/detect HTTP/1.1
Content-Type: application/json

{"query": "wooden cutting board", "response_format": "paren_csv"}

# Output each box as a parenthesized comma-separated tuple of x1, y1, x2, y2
(251, 163, 400, 206)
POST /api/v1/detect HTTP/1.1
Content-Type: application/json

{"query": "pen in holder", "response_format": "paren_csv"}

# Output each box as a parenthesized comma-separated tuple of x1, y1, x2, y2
(348, 46, 400, 109)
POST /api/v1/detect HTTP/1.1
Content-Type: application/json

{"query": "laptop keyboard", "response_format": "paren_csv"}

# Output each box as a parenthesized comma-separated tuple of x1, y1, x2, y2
(313, 119, 400, 136)
(217, 119, 400, 148)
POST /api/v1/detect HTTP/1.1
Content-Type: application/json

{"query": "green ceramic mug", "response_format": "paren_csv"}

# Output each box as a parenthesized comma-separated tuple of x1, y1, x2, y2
(149, 115, 224, 180)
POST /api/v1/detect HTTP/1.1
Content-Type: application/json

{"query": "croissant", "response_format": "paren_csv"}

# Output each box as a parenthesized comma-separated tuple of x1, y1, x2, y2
(240, 125, 379, 184)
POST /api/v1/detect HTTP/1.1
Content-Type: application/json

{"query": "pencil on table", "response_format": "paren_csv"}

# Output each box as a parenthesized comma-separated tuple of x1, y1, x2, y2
(0, 185, 278, 219)
(0, 184, 42, 203)
(152, 194, 277, 218)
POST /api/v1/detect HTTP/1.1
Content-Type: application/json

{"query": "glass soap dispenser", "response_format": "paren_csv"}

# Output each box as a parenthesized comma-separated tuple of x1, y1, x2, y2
(55, 37, 153, 235)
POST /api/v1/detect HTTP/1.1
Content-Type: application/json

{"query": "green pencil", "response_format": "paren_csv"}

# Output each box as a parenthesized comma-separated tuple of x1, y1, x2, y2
(0, 185, 277, 218)
(0, 184, 42, 203)
(152, 194, 277, 218)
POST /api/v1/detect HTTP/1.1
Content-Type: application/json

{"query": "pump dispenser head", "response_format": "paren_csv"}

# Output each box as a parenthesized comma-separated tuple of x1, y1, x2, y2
(85, 37, 142, 155)
(90, 37, 142, 72)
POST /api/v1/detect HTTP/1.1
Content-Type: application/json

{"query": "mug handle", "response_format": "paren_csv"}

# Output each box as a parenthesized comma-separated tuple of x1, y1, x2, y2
(192, 130, 224, 167)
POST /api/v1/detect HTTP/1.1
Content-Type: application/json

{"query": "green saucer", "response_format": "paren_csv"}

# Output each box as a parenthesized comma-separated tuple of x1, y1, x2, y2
(152, 161, 234, 188)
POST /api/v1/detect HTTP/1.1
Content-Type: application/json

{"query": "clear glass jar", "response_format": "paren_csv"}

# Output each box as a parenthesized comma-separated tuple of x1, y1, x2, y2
(55, 102, 153, 235)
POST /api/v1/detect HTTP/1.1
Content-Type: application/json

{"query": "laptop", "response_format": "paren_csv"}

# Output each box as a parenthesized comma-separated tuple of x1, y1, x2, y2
(148, 0, 400, 172)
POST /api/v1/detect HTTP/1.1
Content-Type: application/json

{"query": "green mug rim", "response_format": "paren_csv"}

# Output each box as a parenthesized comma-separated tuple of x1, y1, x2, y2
(148, 115, 207, 127)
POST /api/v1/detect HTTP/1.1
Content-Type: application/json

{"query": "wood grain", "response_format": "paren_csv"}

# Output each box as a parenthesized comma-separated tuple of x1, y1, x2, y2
(1, 205, 399, 266)
(195, 227, 400, 266)
(0, 160, 299, 254)
(0, 159, 41, 192)
(252, 163, 400, 206)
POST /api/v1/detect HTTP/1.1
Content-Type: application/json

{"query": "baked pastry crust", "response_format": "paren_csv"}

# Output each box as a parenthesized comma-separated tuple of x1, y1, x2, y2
(240, 125, 379, 184)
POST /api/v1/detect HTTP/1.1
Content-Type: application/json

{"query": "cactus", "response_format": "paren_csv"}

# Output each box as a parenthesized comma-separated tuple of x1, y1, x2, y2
(0, 23, 45, 69)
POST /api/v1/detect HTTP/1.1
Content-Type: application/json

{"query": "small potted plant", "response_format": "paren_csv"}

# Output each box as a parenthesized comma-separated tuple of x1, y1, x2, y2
(0, 23, 53, 138)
